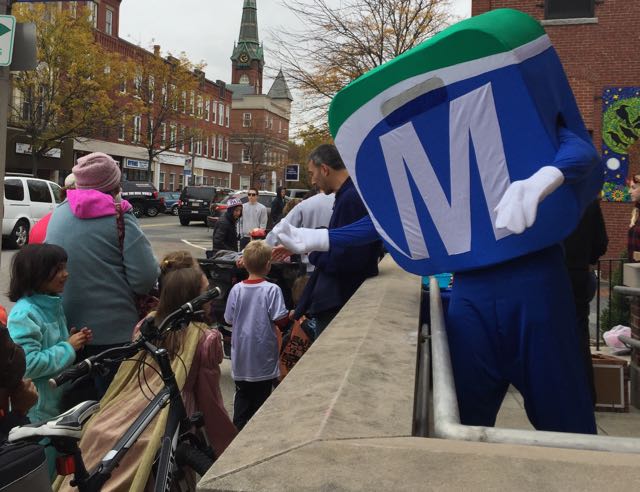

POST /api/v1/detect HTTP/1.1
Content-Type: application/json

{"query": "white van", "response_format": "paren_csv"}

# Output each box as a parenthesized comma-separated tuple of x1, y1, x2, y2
(3, 175, 62, 248)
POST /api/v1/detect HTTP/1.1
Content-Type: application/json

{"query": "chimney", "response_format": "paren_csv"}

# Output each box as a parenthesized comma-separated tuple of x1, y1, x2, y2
(153, 45, 161, 57)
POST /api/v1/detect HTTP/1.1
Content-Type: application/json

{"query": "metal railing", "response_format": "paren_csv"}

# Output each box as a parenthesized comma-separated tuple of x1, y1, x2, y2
(423, 277, 640, 454)
(596, 258, 629, 350)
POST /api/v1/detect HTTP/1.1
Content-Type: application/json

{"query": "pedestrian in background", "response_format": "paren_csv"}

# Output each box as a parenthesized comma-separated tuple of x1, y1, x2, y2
(270, 186, 287, 225)
(240, 188, 267, 249)
(628, 174, 640, 261)
(212, 198, 243, 252)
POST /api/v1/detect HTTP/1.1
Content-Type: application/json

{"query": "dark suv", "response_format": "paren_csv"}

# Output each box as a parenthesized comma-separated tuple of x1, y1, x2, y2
(120, 181, 164, 218)
(178, 186, 232, 226)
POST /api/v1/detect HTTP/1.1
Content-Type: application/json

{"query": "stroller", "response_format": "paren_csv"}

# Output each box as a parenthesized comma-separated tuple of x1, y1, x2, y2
(198, 251, 304, 356)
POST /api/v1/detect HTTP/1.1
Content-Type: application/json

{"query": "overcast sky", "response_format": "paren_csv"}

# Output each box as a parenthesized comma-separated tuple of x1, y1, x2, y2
(120, 0, 471, 85)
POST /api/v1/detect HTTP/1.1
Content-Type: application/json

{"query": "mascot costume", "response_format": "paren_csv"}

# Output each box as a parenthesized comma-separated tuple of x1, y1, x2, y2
(271, 9, 602, 433)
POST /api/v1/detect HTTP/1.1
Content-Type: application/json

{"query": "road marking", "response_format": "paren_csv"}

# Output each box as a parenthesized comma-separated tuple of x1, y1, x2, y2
(181, 239, 208, 251)
(140, 223, 176, 228)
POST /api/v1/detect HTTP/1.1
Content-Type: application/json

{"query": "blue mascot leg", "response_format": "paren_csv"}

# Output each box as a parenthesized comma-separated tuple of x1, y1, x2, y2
(503, 247, 597, 434)
(448, 246, 596, 433)
(447, 274, 510, 427)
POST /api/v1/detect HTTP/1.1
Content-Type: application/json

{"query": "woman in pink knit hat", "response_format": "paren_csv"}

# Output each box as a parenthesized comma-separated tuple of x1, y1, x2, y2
(46, 152, 160, 402)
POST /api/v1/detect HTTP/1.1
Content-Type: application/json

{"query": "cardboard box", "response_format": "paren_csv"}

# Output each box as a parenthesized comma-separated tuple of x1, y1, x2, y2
(592, 353, 630, 412)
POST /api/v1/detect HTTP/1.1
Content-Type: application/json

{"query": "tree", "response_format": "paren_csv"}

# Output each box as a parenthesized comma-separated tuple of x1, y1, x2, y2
(287, 124, 332, 188)
(127, 49, 206, 171)
(271, 0, 453, 125)
(10, 4, 133, 175)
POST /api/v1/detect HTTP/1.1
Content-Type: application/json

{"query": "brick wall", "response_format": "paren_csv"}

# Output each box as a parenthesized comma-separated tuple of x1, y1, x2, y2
(472, 0, 640, 271)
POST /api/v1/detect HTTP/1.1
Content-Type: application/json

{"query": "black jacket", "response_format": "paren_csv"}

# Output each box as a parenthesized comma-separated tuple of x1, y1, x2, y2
(212, 210, 240, 252)
(271, 188, 286, 225)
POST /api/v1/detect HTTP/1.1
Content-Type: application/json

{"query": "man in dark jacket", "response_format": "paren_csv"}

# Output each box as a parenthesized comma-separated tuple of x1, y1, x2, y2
(270, 187, 287, 226)
(212, 198, 243, 252)
(564, 198, 609, 403)
(291, 144, 381, 336)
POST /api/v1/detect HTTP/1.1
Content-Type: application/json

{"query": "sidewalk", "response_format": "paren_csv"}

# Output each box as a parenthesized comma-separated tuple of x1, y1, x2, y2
(496, 385, 640, 438)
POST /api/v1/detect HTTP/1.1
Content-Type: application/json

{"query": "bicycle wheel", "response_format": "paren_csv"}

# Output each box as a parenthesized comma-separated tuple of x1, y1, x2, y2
(175, 442, 214, 476)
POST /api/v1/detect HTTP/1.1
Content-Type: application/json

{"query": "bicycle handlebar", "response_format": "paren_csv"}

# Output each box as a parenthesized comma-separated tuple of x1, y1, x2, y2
(49, 288, 221, 389)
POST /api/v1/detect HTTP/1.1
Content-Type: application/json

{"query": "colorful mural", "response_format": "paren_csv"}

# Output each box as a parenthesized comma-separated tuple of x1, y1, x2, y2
(602, 87, 640, 202)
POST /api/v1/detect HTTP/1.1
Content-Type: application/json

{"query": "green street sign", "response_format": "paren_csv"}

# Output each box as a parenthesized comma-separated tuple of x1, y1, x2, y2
(0, 15, 16, 67)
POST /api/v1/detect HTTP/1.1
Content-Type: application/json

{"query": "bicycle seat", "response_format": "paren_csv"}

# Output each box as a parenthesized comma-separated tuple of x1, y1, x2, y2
(8, 400, 99, 442)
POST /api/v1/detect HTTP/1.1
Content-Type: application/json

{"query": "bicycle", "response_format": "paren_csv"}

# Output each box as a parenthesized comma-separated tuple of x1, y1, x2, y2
(7, 287, 222, 492)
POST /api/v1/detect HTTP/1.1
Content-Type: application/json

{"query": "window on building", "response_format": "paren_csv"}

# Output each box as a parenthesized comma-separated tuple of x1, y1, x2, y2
(211, 100, 217, 122)
(119, 77, 126, 93)
(545, 0, 594, 19)
(148, 76, 155, 102)
(225, 106, 230, 127)
(239, 74, 250, 85)
(218, 103, 224, 125)
(70, 1, 78, 18)
(170, 124, 177, 150)
(241, 148, 251, 163)
(182, 91, 187, 113)
(159, 172, 165, 191)
(134, 72, 142, 97)
(169, 173, 176, 191)
(170, 84, 177, 110)
(178, 174, 184, 190)
(279, 120, 282, 134)
(218, 136, 224, 159)
(196, 139, 203, 155)
(204, 99, 210, 120)
(132, 115, 141, 143)
(105, 8, 113, 35)
(161, 123, 166, 147)
(243, 112, 252, 128)
(89, 1, 98, 29)
(190, 91, 195, 115)
(118, 118, 126, 141)
(204, 137, 209, 157)
(211, 135, 216, 158)
(147, 117, 153, 143)
(197, 95, 203, 117)
(224, 139, 229, 160)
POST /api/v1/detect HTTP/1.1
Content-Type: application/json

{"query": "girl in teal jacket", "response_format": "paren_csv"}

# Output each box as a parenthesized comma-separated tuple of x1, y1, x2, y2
(7, 244, 92, 424)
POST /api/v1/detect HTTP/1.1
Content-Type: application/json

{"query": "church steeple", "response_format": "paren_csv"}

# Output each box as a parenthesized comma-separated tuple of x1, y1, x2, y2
(231, 0, 264, 93)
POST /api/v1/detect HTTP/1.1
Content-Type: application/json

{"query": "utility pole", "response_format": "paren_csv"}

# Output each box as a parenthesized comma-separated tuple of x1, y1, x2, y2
(0, 0, 12, 269)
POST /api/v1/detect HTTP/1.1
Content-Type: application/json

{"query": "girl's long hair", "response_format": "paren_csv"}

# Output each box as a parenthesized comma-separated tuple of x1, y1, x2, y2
(8, 244, 68, 301)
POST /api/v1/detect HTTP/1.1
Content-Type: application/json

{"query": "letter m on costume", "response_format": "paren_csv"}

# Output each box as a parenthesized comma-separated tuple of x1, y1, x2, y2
(328, 8, 597, 276)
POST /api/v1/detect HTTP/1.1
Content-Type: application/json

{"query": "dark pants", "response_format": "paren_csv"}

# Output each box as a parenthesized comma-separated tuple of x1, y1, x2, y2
(568, 269, 598, 405)
(308, 309, 341, 340)
(233, 379, 276, 431)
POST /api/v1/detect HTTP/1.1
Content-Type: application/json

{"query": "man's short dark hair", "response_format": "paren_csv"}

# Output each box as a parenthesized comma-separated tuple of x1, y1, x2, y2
(308, 144, 345, 171)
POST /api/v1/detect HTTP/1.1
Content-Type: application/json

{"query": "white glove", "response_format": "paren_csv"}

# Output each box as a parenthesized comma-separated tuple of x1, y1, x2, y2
(272, 221, 330, 254)
(494, 166, 564, 234)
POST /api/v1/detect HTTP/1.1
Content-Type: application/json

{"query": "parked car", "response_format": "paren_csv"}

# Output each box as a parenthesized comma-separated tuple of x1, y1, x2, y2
(207, 190, 277, 229)
(178, 186, 233, 226)
(3, 175, 62, 249)
(159, 191, 181, 216)
(120, 181, 165, 218)
(285, 188, 310, 199)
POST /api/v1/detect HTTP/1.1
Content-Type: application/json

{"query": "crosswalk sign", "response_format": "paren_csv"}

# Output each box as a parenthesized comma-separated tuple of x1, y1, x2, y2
(0, 15, 16, 67)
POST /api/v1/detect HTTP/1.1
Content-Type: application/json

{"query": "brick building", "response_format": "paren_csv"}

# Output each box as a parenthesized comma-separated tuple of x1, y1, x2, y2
(7, 0, 234, 191)
(227, 0, 292, 191)
(472, 0, 640, 262)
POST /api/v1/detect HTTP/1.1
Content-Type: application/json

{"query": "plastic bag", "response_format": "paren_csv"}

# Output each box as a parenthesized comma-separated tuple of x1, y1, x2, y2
(603, 325, 632, 349)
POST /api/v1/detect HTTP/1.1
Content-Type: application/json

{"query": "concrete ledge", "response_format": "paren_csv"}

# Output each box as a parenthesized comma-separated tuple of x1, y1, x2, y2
(198, 257, 640, 490)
